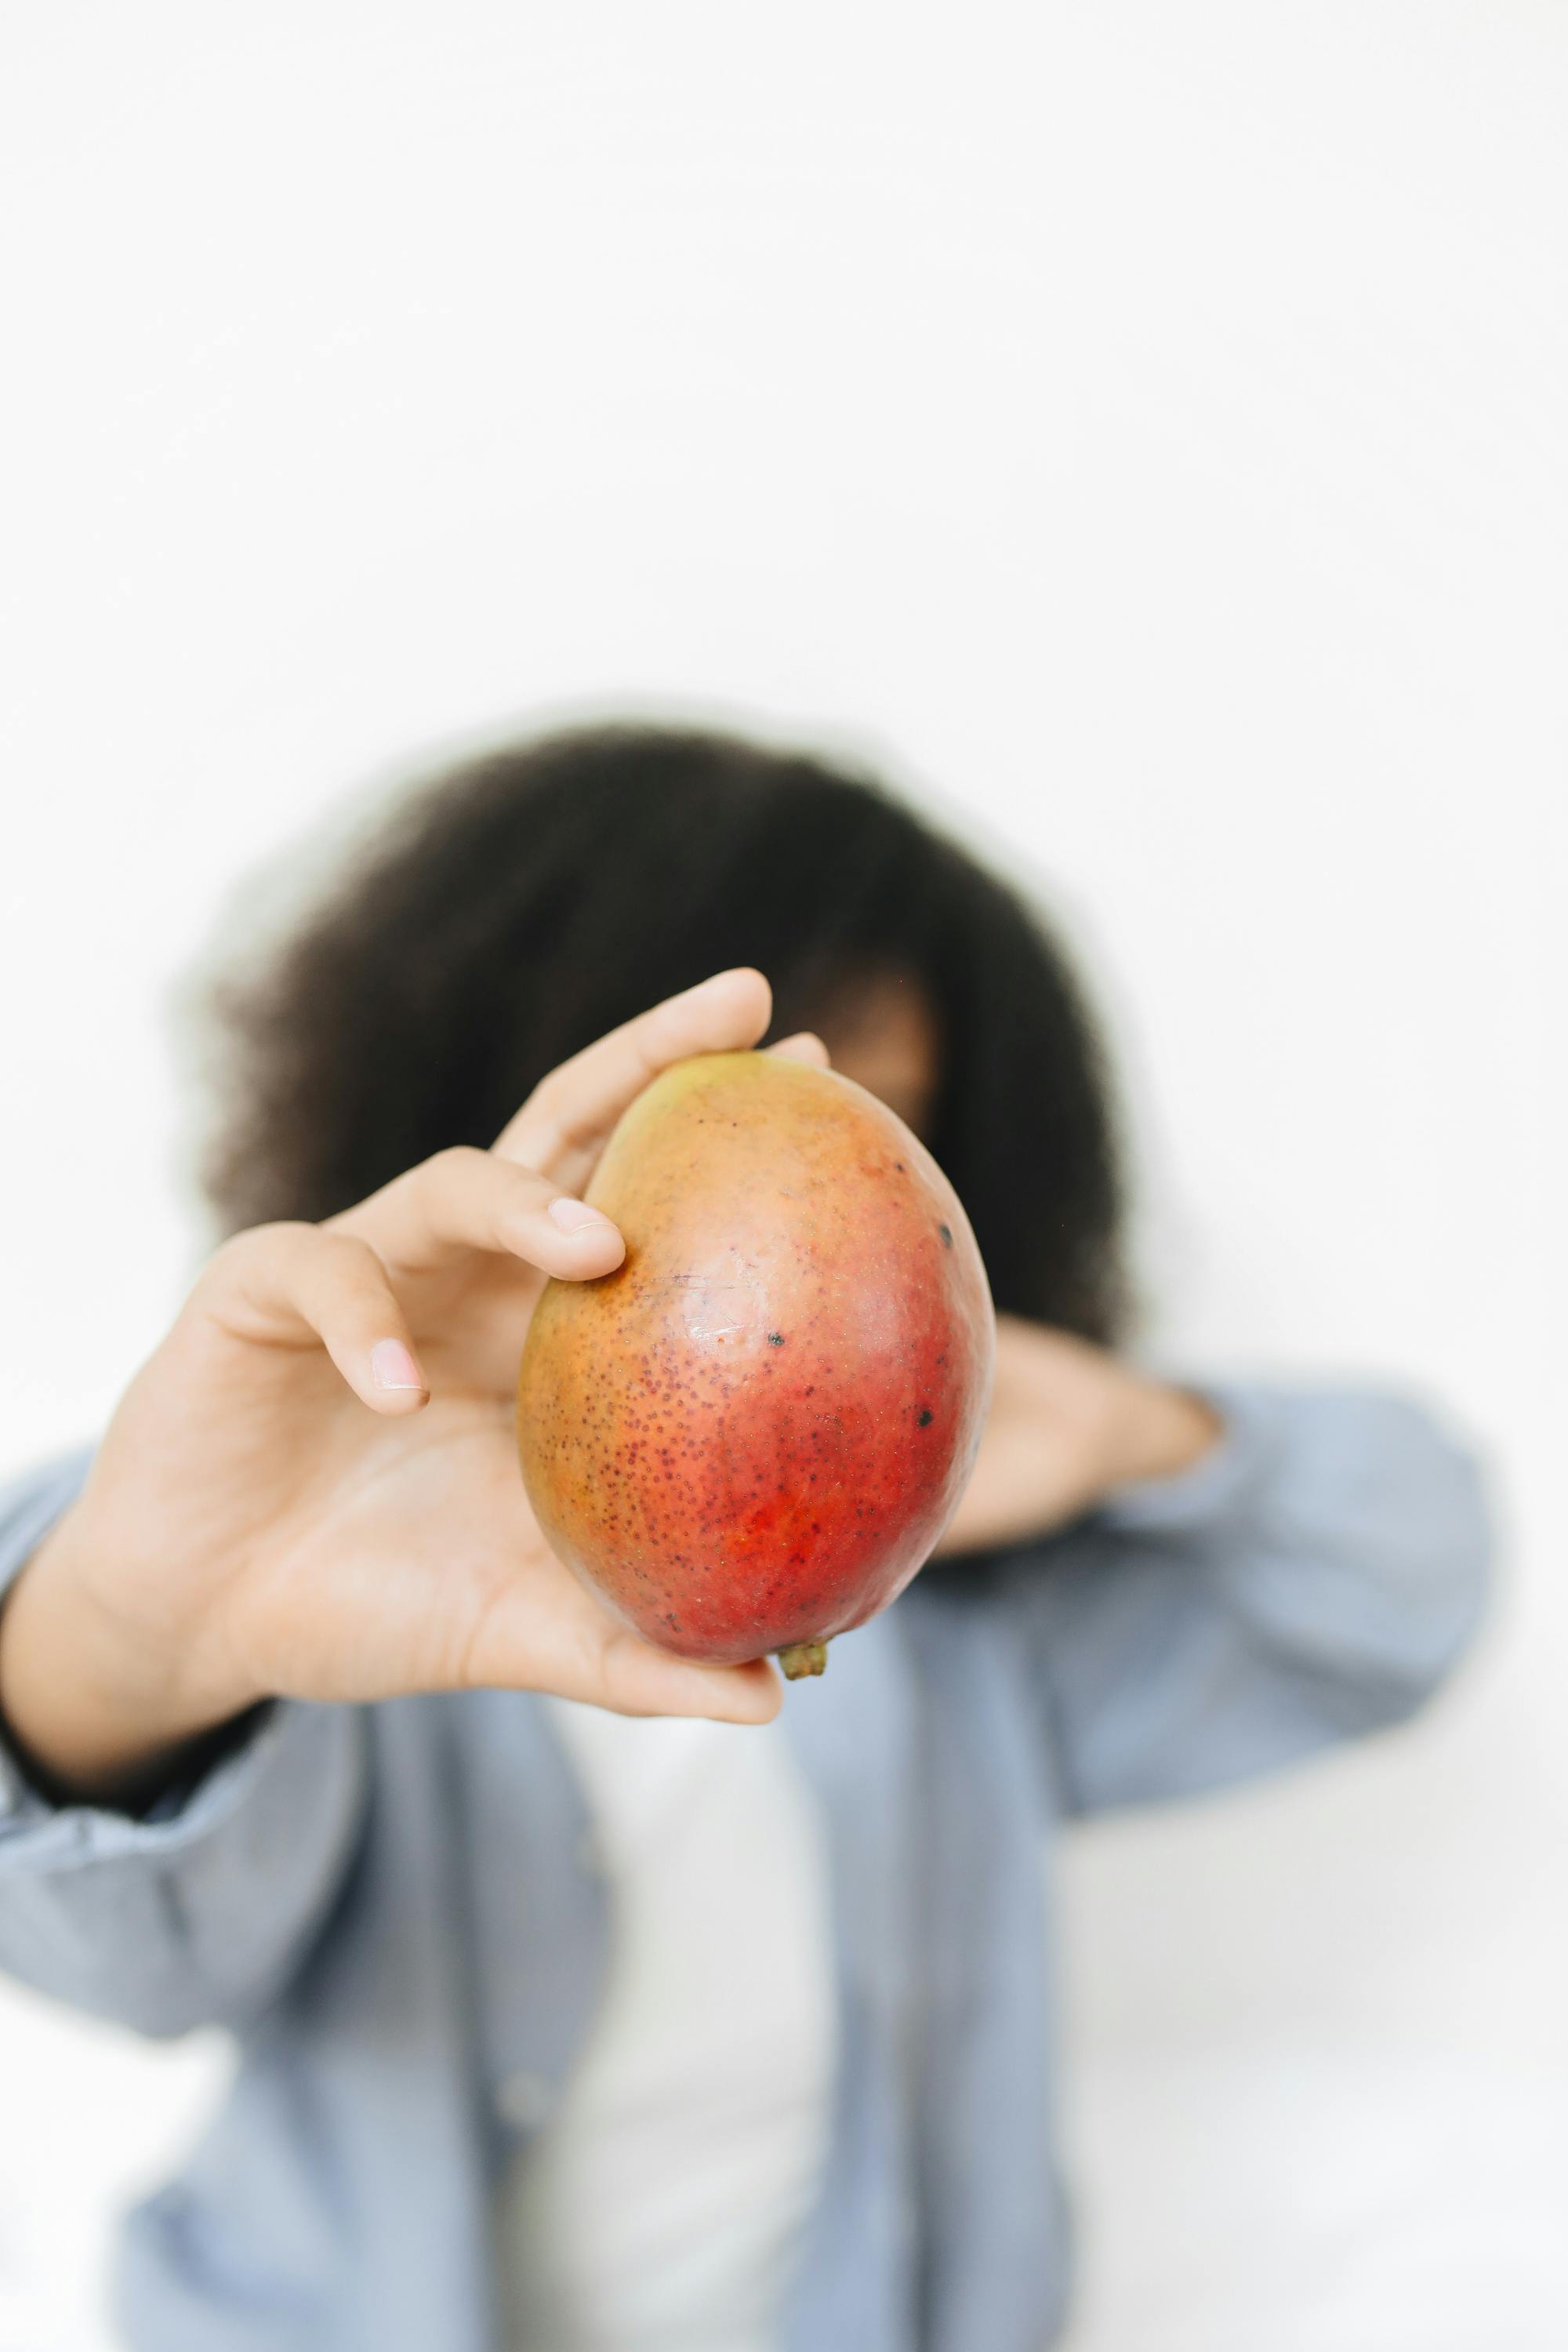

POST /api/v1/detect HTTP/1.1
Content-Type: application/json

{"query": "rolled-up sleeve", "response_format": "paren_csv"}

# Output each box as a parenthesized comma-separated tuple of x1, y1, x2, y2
(1011, 1381, 1494, 1817)
(0, 1450, 367, 2038)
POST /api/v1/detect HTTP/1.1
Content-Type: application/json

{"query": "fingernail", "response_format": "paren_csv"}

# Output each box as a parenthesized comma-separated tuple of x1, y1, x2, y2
(370, 1339, 424, 1391)
(548, 1196, 615, 1233)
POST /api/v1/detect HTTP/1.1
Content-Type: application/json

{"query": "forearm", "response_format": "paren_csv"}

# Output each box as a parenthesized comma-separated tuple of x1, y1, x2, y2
(0, 1690, 365, 2037)
(0, 1499, 257, 1812)
(1020, 1379, 1493, 1816)
(0, 1453, 369, 2038)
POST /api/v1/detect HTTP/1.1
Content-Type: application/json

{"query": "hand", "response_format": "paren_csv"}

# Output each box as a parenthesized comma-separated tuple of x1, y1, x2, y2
(934, 1316, 1222, 1557)
(0, 971, 825, 1803)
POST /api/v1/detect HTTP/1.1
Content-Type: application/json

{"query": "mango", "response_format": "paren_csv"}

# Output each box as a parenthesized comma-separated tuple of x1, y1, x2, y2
(516, 1051, 994, 1677)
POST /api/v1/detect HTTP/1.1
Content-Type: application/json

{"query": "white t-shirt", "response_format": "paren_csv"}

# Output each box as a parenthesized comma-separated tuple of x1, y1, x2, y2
(493, 1700, 838, 2352)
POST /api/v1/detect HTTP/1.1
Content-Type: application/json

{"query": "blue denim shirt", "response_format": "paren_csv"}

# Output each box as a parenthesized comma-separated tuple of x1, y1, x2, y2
(0, 1381, 1490, 2352)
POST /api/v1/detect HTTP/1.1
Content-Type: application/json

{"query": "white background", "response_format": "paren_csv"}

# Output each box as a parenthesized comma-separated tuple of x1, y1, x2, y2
(2, 5, 1565, 2347)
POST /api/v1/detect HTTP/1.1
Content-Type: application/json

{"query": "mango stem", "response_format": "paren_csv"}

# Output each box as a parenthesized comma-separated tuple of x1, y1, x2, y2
(778, 1640, 829, 1680)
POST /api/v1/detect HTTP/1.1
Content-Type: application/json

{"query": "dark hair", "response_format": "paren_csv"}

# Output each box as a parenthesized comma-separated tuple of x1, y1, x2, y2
(194, 724, 1131, 1342)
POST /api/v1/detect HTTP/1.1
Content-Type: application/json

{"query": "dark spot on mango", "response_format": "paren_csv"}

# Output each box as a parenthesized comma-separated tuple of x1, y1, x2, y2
(917, 1408, 934, 1427)
(767, 1330, 785, 1346)
(938, 1224, 953, 1249)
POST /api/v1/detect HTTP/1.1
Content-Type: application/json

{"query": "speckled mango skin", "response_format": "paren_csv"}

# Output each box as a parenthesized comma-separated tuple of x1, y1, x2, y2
(516, 1051, 995, 1666)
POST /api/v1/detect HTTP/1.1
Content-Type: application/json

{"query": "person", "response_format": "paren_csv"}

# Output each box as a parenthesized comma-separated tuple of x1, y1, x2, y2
(0, 724, 1490, 2352)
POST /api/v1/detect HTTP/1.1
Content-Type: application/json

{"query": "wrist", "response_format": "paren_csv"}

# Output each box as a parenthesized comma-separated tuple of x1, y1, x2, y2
(0, 1501, 260, 1806)
(1097, 1372, 1224, 1492)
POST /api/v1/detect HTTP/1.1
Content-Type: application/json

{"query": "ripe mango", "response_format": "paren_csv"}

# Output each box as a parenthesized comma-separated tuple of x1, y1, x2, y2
(516, 1051, 994, 1677)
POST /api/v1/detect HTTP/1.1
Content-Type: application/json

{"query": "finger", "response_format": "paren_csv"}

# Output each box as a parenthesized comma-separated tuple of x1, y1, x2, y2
(469, 1586, 784, 1725)
(597, 1641, 783, 1726)
(495, 967, 772, 1186)
(198, 1225, 432, 1415)
(329, 1146, 626, 1283)
(768, 1030, 830, 1068)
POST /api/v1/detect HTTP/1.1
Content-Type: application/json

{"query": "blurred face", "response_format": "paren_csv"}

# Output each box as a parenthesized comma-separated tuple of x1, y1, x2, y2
(811, 971, 942, 1140)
